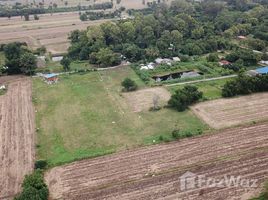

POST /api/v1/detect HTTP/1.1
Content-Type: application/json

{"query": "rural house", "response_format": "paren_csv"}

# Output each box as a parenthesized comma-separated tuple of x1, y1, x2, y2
(44, 73, 59, 84)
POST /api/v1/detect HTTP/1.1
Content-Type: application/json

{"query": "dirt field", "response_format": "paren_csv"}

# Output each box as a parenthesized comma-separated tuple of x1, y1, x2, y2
(123, 87, 171, 112)
(0, 12, 112, 54)
(0, 0, 150, 9)
(191, 92, 268, 129)
(45, 123, 268, 200)
(0, 77, 35, 200)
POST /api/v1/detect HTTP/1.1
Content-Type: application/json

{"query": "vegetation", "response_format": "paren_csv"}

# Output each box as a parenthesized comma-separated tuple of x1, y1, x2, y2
(168, 85, 203, 111)
(14, 170, 49, 200)
(3, 42, 37, 75)
(66, 0, 268, 67)
(79, 10, 121, 21)
(222, 74, 268, 97)
(169, 78, 235, 100)
(60, 56, 71, 71)
(251, 182, 268, 200)
(121, 78, 138, 91)
(33, 67, 207, 166)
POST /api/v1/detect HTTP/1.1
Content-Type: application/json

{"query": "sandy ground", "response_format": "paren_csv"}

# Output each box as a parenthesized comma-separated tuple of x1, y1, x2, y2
(0, 77, 35, 200)
(191, 92, 268, 129)
(123, 87, 171, 112)
(45, 122, 268, 200)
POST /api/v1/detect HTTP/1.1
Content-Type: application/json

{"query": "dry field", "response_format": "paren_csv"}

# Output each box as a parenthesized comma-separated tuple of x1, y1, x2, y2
(122, 87, 171, 112)
(0, 77, 35, 200)
(0, 0, 149, 9)
(45, 123, 268, 200)
(0, 12, 112, 54)
(191, 92, 268, 129)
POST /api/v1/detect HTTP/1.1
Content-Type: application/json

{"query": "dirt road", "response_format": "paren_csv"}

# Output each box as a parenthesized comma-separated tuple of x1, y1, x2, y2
(45, 123, 268, 200)
(0, 77, 35, 200)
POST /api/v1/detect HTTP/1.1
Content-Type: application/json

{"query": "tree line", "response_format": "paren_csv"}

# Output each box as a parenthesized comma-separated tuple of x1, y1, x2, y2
(66, 0, 268, 67)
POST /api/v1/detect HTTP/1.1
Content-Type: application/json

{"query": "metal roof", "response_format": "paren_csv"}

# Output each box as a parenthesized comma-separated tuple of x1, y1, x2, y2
(256, 66, 268, 74)
(44, 73, 58, 79)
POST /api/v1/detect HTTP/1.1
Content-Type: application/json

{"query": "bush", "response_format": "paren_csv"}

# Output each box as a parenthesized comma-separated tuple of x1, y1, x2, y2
(35, 160, 48, 169)
(171, 129, 180, 139)
(168, 85, 203, 111)
(207, 53, 219, 62)
(121, 78, 137, 91)
(14, 170, 49, 200)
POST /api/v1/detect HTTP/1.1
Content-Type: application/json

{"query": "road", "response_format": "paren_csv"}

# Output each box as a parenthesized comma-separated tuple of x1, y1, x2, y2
(165, 74, 237, 87)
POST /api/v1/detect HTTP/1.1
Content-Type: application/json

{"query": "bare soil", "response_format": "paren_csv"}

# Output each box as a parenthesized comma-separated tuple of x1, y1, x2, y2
(191, 92, 268, 129)
(0, 77, 35, 200)
(45, 123, 268, 200)
(122, 87, 171, 112)
(0, 12, 112, 54)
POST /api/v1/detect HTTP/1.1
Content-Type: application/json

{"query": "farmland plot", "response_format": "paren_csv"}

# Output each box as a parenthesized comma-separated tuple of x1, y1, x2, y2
(45, 123, 268, 200)
(0, 77, 35, 200)
(191, 92, 268, 129)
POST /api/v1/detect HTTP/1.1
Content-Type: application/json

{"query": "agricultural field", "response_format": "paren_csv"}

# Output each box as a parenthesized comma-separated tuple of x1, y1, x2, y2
(33, 66, 208, 166)
(0, 12, 112, 54)
(0, 0, 150, 9)
(168, 78, 235, 100)
(0, 77, 35, 200)
(45, 122, 268, 200)
(191, 92, 268, 129)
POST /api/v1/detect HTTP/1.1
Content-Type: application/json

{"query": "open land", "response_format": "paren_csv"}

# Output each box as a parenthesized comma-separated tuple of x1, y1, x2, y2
(0, 0, 149, 9)
(0, 77, 35, 200)
(33, 66, 208, 166)
(191, 92, 268, 129)
(45, 122, 268, 200)
(0, 12, 112, 54)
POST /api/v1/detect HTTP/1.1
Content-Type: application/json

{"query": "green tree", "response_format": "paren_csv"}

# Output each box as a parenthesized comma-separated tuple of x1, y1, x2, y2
(121, 78, 137, 91)
(60, 56, 71, 71)
(19, 52, 37, 75)
(96, 48, 121, 67)
(168, 85, 203, 111)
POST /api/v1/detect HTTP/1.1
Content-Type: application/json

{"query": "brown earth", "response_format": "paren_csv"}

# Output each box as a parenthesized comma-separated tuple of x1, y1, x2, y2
(191, 92, 268, 129)
(122, 87, 171, 112)
(0, 12, 112, 54)
(0, 77, 35, 200)
(45, 123, 268, 200)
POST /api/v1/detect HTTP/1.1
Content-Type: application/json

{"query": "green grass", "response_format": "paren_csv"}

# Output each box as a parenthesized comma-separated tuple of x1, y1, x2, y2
(36, 60, 93, 73)
(0, 52, 5, 66)
(168, 78, 235, 100)
(33, 66, 208, 166)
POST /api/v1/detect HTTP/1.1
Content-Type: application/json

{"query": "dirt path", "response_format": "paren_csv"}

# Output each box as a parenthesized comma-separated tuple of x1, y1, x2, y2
(45, 123, 268, 200)
(0, 77, 35, 200)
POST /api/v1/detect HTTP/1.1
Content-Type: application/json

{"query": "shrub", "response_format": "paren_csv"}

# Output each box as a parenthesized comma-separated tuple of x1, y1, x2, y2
(121, 78, 137, 92)
(206, 53, 219, 62)
(14, 170, 49, 200)
(171, 129, 180, 139)
(35, 160, 48, 170)
(168, 85, 203, 111)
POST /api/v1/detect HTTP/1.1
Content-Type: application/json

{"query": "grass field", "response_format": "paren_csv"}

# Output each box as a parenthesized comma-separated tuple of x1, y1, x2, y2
(0, 52, 5, 66)
(168, 78, 234, 100)
(33, 66, 208, 166)
(36, 60, 93, 73)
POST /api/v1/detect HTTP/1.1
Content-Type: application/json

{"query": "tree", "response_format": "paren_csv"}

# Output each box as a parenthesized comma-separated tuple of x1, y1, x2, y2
(19, 52, 37, 75)
(168, 85, 203, 111)
(24, 13, 29, 21)
(34, 14, 39, 20)
(121, 78, 137, 91)
(207, 53, 219, 62)
(96, 48, 121, 67)
(60, 56, 71, 71)
(4, 42, 22, 60)
(80, 13, 87, 21)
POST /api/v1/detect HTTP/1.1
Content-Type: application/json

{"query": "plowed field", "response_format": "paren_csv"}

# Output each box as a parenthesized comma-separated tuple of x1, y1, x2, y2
(0, 78, 35, 200)
(191, 92, 268, 129)
(45, 123, 268, 200)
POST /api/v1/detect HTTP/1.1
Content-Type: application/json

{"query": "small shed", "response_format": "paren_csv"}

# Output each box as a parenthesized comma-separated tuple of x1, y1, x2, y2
(44, 73, 59, 84)
(219, 60, 231, 66)
(238, 35, 246, 40)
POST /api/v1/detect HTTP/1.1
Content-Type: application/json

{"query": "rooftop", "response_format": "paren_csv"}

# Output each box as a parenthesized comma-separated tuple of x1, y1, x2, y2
(256, 66, 268, 74)
(44, 73, 58, 79)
